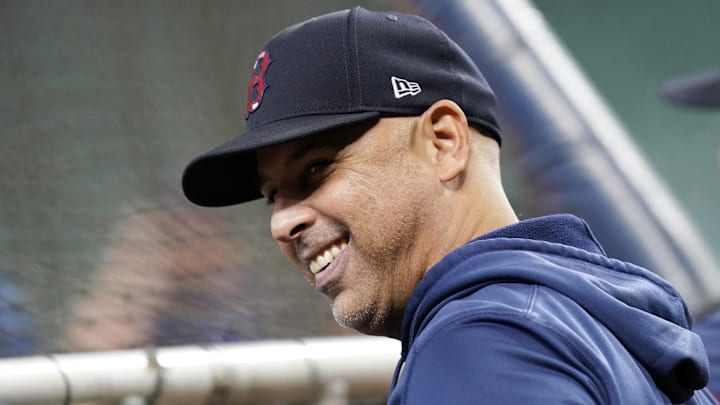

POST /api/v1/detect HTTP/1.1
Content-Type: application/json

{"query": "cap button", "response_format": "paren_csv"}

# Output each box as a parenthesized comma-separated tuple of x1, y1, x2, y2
(385, 14, 398, 21)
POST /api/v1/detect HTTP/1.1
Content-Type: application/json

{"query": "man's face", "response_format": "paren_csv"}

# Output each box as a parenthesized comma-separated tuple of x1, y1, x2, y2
(256, 117, 434, 336)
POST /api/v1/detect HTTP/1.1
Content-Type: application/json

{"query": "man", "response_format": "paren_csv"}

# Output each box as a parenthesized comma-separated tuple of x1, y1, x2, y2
(182, 7, 717, 404)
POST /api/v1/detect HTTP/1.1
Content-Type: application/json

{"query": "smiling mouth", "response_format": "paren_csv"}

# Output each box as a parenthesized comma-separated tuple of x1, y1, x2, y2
(309, 240, 348, 275)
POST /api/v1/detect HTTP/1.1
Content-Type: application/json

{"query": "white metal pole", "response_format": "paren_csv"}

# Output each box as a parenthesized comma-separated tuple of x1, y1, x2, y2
(0, 336, 399, 405)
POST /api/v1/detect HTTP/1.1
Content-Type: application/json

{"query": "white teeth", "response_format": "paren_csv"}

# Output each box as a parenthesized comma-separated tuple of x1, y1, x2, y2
(309, 241, 347, 275)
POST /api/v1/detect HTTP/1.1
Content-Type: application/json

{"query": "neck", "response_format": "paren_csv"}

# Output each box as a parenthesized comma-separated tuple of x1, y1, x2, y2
(435, 183, 518, 267)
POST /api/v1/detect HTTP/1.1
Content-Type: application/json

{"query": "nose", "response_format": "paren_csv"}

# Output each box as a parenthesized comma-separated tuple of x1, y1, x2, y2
(270, 198, 316, 243)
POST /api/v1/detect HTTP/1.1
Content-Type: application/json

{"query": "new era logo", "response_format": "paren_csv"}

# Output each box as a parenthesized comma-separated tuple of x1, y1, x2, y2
(391, 76, 422, 99)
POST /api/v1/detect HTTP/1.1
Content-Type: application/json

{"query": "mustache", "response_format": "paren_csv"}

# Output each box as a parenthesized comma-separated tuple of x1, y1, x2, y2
(293, 222, 349, 258)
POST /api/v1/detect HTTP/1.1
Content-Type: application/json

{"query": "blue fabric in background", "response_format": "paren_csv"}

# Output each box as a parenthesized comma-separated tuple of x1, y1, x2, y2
(696, 309, 720, 398)
(0, 277, 38, 357)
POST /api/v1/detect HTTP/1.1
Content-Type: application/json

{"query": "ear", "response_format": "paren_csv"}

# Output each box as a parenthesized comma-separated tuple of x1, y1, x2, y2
(416, 99, 470, 183)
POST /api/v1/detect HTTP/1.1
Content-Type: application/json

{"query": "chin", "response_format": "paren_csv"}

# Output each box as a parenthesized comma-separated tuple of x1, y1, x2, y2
(331, 297, 390, 336)
(332, 299, 371, 331)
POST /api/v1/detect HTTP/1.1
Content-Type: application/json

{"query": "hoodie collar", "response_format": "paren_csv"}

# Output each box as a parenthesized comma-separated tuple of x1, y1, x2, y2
(397, 214, 707, 403)
(400, 214, 602, 348)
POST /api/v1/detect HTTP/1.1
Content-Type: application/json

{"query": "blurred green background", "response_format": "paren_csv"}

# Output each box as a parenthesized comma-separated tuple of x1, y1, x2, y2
(536, 0, 720, 251)
(0, 0, 718, 356)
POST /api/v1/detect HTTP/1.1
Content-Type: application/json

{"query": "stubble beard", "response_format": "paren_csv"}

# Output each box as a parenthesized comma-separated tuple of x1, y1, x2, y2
(332, 297, 386, 333)
(329, 211, 421, 337)
(325, 258, 391, 335)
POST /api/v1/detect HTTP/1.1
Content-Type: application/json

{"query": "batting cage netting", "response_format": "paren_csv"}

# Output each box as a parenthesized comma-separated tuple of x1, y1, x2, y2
(1, 0, 401, 357)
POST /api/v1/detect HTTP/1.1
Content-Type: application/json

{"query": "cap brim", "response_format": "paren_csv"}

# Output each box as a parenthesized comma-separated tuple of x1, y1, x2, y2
(660, 70, 720, 108)
(182, 111, 381, 207)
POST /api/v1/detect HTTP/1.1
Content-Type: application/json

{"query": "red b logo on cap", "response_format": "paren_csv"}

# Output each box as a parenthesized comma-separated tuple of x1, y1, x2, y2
(245, 50, 272, 119)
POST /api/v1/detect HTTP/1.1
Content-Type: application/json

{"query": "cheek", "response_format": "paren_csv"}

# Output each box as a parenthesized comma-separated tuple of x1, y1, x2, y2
(322, 177, 379, 230)
(318, 172, 368, 210)
(328, 165, 392, 200)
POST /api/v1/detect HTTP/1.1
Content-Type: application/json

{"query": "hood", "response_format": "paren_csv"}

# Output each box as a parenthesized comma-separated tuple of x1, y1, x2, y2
(401, 214, 709, 403)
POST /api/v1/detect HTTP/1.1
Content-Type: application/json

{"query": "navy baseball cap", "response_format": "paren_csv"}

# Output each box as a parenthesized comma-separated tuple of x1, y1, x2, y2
(661, 70, 720, 109)
(182, 7, 501, 207)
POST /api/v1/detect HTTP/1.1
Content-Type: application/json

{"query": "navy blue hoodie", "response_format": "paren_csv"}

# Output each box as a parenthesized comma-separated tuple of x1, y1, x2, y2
(388, 215, 717, 404)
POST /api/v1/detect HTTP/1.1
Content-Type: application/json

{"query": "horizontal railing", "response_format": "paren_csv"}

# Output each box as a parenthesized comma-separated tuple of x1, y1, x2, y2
(0, 336, 399, 405)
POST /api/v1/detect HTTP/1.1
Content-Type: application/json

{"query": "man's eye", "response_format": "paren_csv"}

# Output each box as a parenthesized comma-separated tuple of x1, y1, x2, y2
(305, 161, 332, 177)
